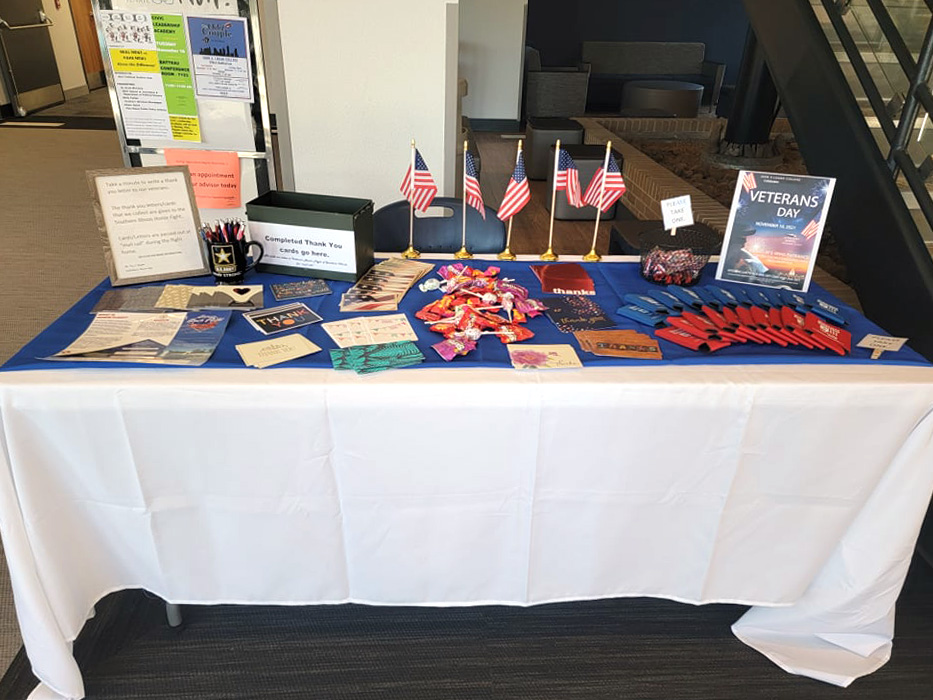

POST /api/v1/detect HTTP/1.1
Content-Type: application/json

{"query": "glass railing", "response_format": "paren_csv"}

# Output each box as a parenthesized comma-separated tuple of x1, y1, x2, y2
(813, 0, 933, 238)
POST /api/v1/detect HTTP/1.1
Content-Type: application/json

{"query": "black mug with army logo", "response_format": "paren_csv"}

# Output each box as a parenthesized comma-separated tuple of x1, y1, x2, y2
(208, 238, 264, 284)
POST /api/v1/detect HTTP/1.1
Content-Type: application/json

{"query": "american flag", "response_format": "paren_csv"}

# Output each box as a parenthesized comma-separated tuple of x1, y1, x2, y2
(400, 149, 438, 212)
(582, 155, 626, 212)
(463, 150, 485, 219)
(742, 171, 757, 193)
(800, 218, 820, 239)
(555, 149, 583, 207)
(497, 152, 531, 221)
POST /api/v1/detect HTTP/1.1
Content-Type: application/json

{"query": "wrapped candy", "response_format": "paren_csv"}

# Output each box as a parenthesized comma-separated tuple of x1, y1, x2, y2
(432, 336, 477, 361)
(417, 264, 545, 361)
(640, 247, 708, 286)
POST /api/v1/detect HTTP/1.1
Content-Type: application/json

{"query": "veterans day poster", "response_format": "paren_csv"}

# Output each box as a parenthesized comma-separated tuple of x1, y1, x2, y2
(716, 170, 836, 292)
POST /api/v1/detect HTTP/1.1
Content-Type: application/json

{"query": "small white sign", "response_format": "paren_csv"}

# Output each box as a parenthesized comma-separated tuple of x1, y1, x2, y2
(661, 195, 694, 231)
(249, 220, 357, 275)
(857, 334, 908, 359)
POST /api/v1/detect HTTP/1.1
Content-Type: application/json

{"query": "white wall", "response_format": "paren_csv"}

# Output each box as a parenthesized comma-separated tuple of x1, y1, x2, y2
(458, 0, 526, 121)
(276, 0, 460, 208)
(42, 0, 87, 94)
(257, 0, 294, 190)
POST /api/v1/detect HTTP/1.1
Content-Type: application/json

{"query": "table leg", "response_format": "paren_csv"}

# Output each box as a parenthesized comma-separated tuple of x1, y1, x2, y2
(165, 603, 183, 628)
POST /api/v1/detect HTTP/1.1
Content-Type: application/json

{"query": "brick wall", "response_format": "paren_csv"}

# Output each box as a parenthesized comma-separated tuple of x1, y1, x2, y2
(590, 116, 726, 141)
(578, 119, 731, 236)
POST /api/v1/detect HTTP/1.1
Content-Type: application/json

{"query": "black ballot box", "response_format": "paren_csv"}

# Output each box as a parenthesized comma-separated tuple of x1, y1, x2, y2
(525, 117, 584, 180)
(545, 144, 624, 221)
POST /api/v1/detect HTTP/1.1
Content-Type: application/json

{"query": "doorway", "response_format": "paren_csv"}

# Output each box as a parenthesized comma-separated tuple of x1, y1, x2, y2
(68, 0, 103, 89)
(0, 0, 64, 114)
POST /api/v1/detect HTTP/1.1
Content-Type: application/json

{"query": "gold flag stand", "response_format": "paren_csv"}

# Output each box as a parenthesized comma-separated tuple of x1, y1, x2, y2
(540, 138, 561, 261)
(497, 139, 523, 261)
(583, 141, 613, 263)
(401, 139, 421, 259)
(498, 218, 517, 261)
(454, 139, 473, 260)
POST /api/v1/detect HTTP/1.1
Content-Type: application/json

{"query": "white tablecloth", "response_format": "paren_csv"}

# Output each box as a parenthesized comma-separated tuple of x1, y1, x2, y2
(1, 364, 932, 699)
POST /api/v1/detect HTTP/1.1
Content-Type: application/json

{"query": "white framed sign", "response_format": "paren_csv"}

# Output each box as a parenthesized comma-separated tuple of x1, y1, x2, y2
(248, 221, 357, 275)
(88, 166, 208, 286)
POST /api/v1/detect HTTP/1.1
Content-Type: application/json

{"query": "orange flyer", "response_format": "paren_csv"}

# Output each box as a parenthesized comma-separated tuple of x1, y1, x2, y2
(164, 149, 241, 209)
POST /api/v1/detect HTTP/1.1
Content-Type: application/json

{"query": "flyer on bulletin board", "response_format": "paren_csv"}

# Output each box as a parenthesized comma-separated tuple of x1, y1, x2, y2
(152, 14, 201, 142)
(186, 16, 254, 101)
(164, 149, 241, 208)
(715, 171, 836, 292)
(101, 11, 201, 142)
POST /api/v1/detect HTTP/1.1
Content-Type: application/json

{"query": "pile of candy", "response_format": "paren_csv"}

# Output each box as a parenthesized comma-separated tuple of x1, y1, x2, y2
(416, 264, 546, 360)
(640, 246, 708, 286)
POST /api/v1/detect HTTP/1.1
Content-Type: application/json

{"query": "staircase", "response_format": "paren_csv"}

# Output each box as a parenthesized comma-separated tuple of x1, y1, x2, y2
(812, 0, 933, 246)
(742, 0, 933, 360)
(744, 0, 933, 564)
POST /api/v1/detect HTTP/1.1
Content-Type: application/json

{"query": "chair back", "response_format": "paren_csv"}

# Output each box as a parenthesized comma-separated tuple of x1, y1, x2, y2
(373, 197, 506, 254)
(582, 41, 706, 75)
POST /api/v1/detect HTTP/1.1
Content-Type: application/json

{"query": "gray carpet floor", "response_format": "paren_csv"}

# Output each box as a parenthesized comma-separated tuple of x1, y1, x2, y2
(0, 127, 124, 364)
(1, 555, 932, 699)
(0, 124, 125, 672)
(31, 88, 115, 118)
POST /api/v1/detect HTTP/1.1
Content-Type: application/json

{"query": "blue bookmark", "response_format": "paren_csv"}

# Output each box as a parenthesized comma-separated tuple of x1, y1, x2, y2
(666, 285, 705, 310)
(732, 287, 755, 307)
(708, 286, 739, 309)
(810, 297, 847, 325)
(761, 288, 785, 309)
(645, 289, 684, 313)
(779, 289, 810, 314)
(623, 294, 668, 315)
(617, 304, 668, 328)
(747, 288, 773, 309)
(692, 287, 721, 310)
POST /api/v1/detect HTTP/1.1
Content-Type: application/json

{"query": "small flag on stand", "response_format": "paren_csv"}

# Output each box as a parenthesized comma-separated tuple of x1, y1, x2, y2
(742, 171, 758, 193)
(400, 149, 438, 212)
(583, 155, 626, 212)
(464, 150, 485, 219)
(555, 149, 583, 208)
(497, 151, 531, 221)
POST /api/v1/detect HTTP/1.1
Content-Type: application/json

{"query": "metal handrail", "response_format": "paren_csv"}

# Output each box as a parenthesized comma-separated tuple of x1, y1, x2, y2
(820, 0, 897, 141)
(820, 0, 933, 235)
(0, 14, 53, 31)
(894, 149, 933, 228)
(886, 17, 933, 170)
(865, 0, 918, 77)
(917, 82, 933, 116)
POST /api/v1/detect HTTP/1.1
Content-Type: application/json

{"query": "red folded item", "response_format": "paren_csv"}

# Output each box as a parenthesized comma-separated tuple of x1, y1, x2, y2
(750, 306, 789, 347)
(681, 311, 724, 337)
(779, 306, 819, 350)
(656, 326, 731, 352)
(767, 307, 802, 346)
(701, 307, 748, 344)
(702, 306, 736, 331)
(726, 307, 769, 343)
(668, 315, 719, 341)
(805, 313, 851, 355)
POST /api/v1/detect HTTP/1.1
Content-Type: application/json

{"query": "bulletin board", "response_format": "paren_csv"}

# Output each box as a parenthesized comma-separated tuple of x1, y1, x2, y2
(92, 0, 275, 225)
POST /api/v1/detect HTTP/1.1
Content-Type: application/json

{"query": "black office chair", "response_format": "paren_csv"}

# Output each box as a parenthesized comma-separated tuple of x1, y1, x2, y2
(373, 197, 506, 254)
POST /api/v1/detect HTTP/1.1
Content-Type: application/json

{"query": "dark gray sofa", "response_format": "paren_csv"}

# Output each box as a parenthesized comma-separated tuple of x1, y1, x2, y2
(522, 46, 591, 119)
(581, 41, 725, 113)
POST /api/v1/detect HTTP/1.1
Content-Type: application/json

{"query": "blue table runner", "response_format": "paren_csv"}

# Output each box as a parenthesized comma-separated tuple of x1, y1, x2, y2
(3, 260, 929, 371)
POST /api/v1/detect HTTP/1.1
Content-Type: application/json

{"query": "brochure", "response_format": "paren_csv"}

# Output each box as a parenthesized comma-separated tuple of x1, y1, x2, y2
(715, 170, 836, 291)
(49, 311, 230, 366)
